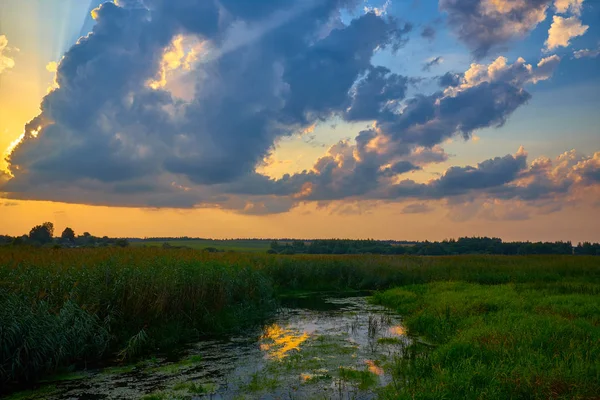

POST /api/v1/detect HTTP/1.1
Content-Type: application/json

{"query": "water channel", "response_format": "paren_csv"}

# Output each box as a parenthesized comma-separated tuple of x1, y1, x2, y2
(21, 294, 409, 399)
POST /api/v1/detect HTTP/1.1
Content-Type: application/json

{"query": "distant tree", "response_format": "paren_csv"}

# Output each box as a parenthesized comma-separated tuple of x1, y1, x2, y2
(29, 222, 54, 245)
(115, 238, 129, 248)
(61, 227, 76, 242)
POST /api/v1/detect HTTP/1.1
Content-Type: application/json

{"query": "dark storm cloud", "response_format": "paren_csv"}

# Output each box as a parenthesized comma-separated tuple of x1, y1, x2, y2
(7, 1, 402, 192)
(438, 72, 463, 87)
(380, 150, 528, 200)
(440, 0, 552, 58)
(344, 66, 408, 121)
(431, 152, 527, 194)
(163, 10, 406, 185)
(235, 56, 565, 204)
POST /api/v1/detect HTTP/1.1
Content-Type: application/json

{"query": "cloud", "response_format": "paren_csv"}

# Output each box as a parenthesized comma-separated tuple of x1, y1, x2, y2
(422, 56, 443, 72)
(0, 35, 16, 74)
(243, 55, 565, 205)
(344, 66, 408, 121)
(440, 0, 551, 58)
(3, 1, 410, 211)
(401, 203, 433, 214)
(363, 0, 392, 16)
(438, 72, 463, 87)
(545, 15, 588, 51)
(2, 1, 595, 216)
(420, 26, 435, 41)
(573, 46, 600, 58)
(488, 150, 599, 203)
(573, 151, 600, 184)
(45, 61, 58, 73)
(554, 0, 584, 15)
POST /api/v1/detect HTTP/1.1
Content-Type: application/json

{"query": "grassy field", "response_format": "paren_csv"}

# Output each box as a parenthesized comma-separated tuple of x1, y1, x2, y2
(131, 239, 271, 253)
(373, 281, 600, 399)
(1, 247, 598, 398)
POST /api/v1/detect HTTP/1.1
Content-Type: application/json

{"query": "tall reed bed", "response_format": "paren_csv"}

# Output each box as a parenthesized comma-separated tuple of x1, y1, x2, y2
(0, 248, 274, 386)
(262, 253, 600, 289)
(0, 248, 598, 388)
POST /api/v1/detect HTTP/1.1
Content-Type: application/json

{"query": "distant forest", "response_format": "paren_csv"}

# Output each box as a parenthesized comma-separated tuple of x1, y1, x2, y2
(0, 222, 128, 248)
(2, 225, 598, 255)
(267, 238, 600, 256)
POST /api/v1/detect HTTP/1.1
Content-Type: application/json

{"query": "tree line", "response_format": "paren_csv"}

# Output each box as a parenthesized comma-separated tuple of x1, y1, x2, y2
(268, 237, 600, 256)
(0, 222, 129, 248)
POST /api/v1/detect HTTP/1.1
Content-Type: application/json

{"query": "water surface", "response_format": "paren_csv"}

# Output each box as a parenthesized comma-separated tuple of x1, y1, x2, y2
(22, 294, 408, 399)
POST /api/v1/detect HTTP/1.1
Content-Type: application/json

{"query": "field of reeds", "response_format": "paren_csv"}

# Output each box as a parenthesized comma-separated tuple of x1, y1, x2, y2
(0, 247, 598, 397)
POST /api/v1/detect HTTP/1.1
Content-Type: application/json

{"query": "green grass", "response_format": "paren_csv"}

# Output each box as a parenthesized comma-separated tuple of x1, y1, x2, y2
(338, 367, 378, 390)
(377, 337, 403, 345)
(146, 355, 204, 374)
(373, 281, 600, 399)
(132, 239, 271, 253)
(4, 385, 57, 400)
(172, 381, 216, 394)
(101, 364, 136, 375)
(243, 371, 279, 392)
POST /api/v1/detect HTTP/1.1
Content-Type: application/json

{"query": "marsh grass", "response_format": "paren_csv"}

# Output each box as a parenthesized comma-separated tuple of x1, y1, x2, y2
(374, 281, 600, 399)
(243, 371, 279, 392)
(0, 248, 274, 387)
(1, 247, 598, 392)
(338, 366, 378, 390)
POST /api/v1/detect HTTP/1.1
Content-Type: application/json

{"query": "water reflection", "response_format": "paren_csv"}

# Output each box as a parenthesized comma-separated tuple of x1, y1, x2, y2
(260, 323, 310, 360)
(365, 360, 383, 376)
(36, 296, 408, 399)
(389, 325, 405, 336)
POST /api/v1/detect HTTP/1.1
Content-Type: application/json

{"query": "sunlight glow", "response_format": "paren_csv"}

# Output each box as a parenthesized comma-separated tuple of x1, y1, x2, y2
(260, 324, 310, 360)
(147, 35, 206, 90)
(365, 360, 384, 375)
(389, 325, 405, 336)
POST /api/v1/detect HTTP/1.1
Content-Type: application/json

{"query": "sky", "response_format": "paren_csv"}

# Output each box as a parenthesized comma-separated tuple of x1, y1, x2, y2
(0, 0, 599, 242)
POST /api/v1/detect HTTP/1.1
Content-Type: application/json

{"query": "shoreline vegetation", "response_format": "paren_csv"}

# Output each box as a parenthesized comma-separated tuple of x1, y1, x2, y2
(1, 248, 599, 399)
(372, 280, 600, 399)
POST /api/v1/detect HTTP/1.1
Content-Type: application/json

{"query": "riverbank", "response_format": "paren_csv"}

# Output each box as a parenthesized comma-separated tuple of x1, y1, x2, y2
(373, 280, 600, 399)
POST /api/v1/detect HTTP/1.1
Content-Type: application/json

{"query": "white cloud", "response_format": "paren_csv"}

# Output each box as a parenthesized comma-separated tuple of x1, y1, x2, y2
(574, 47, 600, 58)
(447, 55, 560, 95)
(554, 0, 584, 16)
(545, 15, 588, 51)
(364, 0, 391, 16)
(0, 35, 16, 74)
